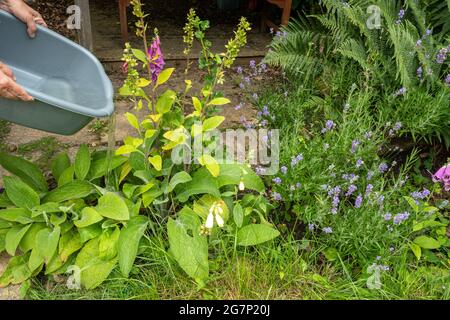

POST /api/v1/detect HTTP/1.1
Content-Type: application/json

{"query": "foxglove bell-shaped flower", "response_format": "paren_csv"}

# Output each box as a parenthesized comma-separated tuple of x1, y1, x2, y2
(433, 164, 450, 191)
(147, 36, 165, 82)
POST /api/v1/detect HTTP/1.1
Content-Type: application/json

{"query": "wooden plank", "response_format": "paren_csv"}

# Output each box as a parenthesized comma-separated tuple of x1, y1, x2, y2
(75, 0, 93, 51)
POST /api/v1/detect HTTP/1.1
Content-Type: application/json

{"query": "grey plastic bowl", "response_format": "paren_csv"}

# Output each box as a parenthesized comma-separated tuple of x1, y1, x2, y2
(0, 10, 114, 135)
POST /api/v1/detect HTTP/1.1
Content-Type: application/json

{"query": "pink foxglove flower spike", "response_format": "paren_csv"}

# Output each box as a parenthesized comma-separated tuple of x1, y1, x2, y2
(147, 35, 165, 83)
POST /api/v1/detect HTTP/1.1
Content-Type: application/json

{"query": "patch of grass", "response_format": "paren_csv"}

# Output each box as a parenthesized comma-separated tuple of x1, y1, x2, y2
(17, 137, 68, 170)
(88, 119, 110, 138)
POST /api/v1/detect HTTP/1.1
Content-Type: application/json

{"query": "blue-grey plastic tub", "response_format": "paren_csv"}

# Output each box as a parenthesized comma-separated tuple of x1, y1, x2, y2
(0, 10, 114, 135)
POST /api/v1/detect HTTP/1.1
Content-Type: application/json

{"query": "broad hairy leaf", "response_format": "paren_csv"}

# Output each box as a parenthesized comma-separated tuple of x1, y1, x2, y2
(0, 152, 47, 192)
(19, 223, 46, 253)
(233, 203, 244, 228)
(75, 237, 117, 289)
(237, 224, 280, 246)
(175, 169, 221, 202)
(42, 181, 95, 203)
(168, 172, 192, 192)
(5, 224, 32, 255)
(156, 89, 176, 114)
(0, 208, 33, 224)
(4, 176, 40, 209)
(168, 207, 209, 280)
(95, 192, 130, 221)
(59, 230, 83, 262)
(74, 207, 103, 228)
(74, 145, 91, 180)
(51, 153, 71, 182)
(413, 235, 441, 249)
(118, 216, 148, 277)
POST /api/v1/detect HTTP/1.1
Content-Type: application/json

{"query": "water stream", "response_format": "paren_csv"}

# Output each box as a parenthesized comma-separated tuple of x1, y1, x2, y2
(104, 112, 116, 191)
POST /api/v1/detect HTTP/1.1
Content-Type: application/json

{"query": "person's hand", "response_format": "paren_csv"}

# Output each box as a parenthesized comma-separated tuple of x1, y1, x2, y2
(0, 62, 33, 101)
(0, 0, 47, 38)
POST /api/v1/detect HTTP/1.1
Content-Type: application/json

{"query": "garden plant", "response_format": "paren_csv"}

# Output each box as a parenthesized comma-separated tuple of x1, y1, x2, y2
(0, 0, 449, 300)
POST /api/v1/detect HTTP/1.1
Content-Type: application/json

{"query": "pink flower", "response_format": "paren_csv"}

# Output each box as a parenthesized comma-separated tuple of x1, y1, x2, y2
(433, 164, 450, 191)
(147, 36, 165, 82)
(121, 62, 128, 74)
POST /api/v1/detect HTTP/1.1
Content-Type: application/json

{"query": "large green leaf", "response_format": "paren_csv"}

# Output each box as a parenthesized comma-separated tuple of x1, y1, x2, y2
(74, 207, 103, 228)
(237, 224, 280, 246)
(217, 164, 265, 193)
(168, 171, 192, 193)
(3, 176, 40, 209)
(233, 203, 244, 228)
(19, 223, 46, 253)
(74, 145, 91, 181)
(5, 224, 32, 255)
(156, 89, 176, 114)
(58, 166, 75, 186)
(75, 237, 117, 289)
(59, 230, 83, 262)
(51, 153, 71, 182)
(34, 227, 61, 264)
(98, 227, 120, 260)
(0, 152, 47, 192)
(88, 155, 128, 180)
(413, 236, 441, 249)
(95, 192, 129, 221)
(78, 224, 102, 243)
(168, 207, 209, 280)
(118, 216, 148, 277)
(0, 208, 33, 224)
(0, 254, 32, 287)
(42, 181, 95, 203)
(203, 116, 225, 131)
(175, 169, 220, 202)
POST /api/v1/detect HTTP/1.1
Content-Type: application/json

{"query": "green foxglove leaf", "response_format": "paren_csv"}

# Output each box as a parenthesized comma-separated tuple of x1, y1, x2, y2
(19, 223, 46, 253)
(75, 237, 117, 289)
(208, 97, 230, 106)
(156, 68, 174, 86)
(51, 153, 71, 182)
(58, 166, 74, 186)
(5, 224, 32, 255)
(95, 192, 129, 221)
(233, 203, 244, 228)
(0, 208, 33, 224)
(192, 97, 202, 112)
(148, 155, 162, 171)
(198, 155, 220, 177)
(168, 207, 208, 280)
(74, 145, 91, 181)
(0, 152, 47, 192)
(202, 116, 225, 131)
(4, 176, 40, 209)
(118, 216, 148, 277)
(98, 227, 120, 260)
(125, 112, 140, 130)
(156, 90, 176, 114)
(43, 181, 95, 203)
(74, 207, 103, 228)
(175, 169, 220, 202)
(168, 172, 192, 192)
(59, 230, 83, 262)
